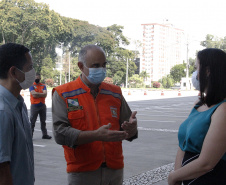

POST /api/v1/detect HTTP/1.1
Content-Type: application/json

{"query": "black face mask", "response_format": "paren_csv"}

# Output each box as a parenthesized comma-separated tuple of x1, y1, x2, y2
(35, 79, 40, 83)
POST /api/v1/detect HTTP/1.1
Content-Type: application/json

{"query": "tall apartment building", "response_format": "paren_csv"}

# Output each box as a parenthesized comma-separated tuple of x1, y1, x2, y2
(141, 22, 185, 84)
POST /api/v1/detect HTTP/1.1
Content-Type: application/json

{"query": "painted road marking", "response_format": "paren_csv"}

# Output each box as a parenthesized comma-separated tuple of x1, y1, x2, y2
(138, 127, 178, 133)
(139, 120, 176, 123)
(34, 129, 52, 133)
(33, 144, 46, 147)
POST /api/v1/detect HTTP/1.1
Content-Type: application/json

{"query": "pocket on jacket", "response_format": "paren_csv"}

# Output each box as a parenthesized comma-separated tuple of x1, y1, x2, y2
(68, 110, 87, 130)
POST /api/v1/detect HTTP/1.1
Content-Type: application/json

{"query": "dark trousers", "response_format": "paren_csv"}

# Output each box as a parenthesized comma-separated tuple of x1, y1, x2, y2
(30, 104, 47, 136)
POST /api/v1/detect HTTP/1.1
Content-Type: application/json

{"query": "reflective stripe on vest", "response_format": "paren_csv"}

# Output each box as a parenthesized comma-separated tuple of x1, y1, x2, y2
(100, 89, 121, 100)
(62, 88, 87, 98)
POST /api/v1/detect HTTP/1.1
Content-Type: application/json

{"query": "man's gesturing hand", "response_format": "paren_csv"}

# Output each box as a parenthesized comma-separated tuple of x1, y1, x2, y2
(121, 111, 137, 139)
(96, 123, 128, 142)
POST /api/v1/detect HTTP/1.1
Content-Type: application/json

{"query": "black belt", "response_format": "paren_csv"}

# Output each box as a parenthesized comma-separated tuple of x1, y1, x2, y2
(101, 162, 107, 168)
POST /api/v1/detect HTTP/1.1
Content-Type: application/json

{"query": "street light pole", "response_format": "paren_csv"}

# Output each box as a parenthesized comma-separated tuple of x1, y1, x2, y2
(69, 51, 70, 82)
(126, 58, 128, 88)
(186, 38, 189, 90)
(60, 42, 63, 85)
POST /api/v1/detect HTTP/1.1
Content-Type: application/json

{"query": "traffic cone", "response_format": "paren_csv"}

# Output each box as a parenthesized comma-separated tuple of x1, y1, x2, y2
(128, 90, 131, 95)
(161, 90, 164, 96)
(144, 90, 147, 95)
(178, 90, 181, 96)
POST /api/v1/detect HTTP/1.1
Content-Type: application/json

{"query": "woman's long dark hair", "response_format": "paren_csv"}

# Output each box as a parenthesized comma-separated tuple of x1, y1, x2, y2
(198, 48, 226, 107)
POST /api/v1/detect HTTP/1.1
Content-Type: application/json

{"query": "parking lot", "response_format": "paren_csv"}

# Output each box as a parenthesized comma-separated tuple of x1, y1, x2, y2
(24, 90, 198, 185)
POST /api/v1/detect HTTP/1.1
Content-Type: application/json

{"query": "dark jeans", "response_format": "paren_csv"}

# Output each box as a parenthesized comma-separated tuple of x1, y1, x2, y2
(30, 104, 47, 136)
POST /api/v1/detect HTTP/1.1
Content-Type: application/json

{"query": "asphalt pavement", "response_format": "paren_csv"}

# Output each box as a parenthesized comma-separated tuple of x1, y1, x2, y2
(23, 89, 199, 185)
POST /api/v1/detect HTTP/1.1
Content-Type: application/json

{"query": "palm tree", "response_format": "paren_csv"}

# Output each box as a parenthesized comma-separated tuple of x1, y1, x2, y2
(139, 70, 150, 87)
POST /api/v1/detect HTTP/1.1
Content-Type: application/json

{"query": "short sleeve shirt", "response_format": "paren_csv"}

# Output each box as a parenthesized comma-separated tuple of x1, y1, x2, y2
(0, 85, 34, 185)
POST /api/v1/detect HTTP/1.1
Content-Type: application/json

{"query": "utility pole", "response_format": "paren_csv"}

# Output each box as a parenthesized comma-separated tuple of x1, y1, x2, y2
(60, 42, 63, 85)
(126, 58, 128, 88)
(186, 37, 189, 90)
(68, 51, 70, 82)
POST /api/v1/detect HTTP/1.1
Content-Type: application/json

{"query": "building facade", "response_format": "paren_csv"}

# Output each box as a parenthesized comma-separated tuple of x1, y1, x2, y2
(141, 22, 185, 85)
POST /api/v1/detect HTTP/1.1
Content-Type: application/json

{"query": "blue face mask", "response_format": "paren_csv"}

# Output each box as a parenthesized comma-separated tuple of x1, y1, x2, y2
(84, 65, 106, 84)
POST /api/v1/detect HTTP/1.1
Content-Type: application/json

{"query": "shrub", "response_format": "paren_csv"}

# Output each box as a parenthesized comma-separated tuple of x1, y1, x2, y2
(152, 81, 161, 88)
(45, 78, 54, 87)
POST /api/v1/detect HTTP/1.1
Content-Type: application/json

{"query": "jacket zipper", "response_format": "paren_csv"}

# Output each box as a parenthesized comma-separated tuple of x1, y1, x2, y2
(93, 94, 106, 163)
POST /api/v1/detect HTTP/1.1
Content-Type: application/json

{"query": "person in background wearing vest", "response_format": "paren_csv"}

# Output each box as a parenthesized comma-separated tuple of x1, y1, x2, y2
(52, 45, 138, 185)
(0, 43, 35, 185)
(29, 73, 52, 139)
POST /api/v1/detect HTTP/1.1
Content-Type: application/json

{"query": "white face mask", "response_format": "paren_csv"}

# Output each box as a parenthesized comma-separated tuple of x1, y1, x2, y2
(16, 68, 36, 90)
(192, 70, 200, 90)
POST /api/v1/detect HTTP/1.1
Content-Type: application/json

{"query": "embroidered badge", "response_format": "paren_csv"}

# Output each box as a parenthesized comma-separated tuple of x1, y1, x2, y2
(110, 107, 117, 118)
(68, 99, 79, 107)
(67, 99, 83, 112)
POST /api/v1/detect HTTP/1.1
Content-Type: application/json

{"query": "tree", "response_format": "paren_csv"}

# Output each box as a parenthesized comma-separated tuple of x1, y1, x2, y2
(107, 24, 130, 47)
(40, 55, 55, 82)
(107, 48, 137, 85)
(170, 63, 186, 83)
(200, 34, 226, 53)
(139, 70, 150, 84)
(129, 74, 143, 88)
(200, 34, 222, 49)
(188, 58, 196, 76)
(0, 0, 137, 86)
(159, 75, 174, 88)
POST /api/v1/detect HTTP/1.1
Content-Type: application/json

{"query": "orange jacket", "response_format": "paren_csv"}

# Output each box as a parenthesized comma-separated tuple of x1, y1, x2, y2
(30, 82, 46, 104)
(53, 76, 124, 172)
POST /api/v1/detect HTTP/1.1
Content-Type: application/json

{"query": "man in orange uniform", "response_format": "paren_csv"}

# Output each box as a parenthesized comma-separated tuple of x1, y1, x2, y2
(29, 74, 51, 139)
(52, 45, 137, 185)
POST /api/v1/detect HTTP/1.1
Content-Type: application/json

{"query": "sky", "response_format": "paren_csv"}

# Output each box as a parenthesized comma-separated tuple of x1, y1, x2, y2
(35, 0, 226, 54)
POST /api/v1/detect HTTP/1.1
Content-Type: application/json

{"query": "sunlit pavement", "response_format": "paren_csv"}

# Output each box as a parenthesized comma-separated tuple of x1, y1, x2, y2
(23, 89, 199, 185)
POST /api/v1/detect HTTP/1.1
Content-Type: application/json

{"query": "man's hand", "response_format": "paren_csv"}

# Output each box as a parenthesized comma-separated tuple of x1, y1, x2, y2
(121, 111, 137, 139)
(96, 123, 128, 142)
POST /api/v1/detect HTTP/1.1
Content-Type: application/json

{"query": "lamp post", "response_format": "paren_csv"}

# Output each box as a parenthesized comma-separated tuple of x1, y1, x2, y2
(59, 42, 63, 85)
(186, 38, 190, 90)
(68, 51, 70, 82)
(126, 58, 128, 88)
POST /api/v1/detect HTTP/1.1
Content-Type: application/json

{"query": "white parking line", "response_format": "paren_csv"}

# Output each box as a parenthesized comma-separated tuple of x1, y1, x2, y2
(138, 127, 178, 133)
(34, 129, 52, 133)
(138, 114, 187, 118)
(139, 120, 176, 123)
(33, 144, 46, 147)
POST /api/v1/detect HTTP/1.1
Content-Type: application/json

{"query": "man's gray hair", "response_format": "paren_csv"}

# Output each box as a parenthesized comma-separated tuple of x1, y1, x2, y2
(78, 45, 106, 64)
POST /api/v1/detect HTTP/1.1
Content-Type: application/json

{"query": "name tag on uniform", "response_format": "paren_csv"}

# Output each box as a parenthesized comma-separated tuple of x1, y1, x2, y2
(67, 106, 83, 112)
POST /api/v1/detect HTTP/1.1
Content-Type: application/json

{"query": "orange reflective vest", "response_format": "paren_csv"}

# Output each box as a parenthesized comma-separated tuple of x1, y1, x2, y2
(53, 76, 124, 172)
(30, 82, 46, 104)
